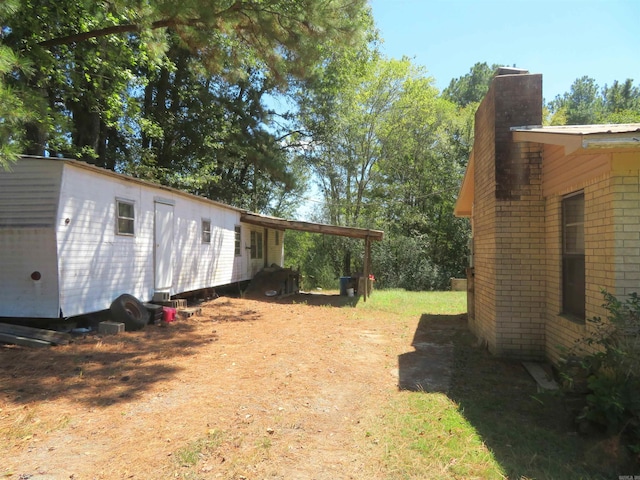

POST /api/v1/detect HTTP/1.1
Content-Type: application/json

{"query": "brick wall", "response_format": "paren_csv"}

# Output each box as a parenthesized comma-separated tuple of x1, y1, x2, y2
(470, 72, 545, 358)
(545, 174, 614, 363)
(470, 73, 640, 363)
(493, 141, 545, 359)
(612, 168, 640, 297)
(470, 78, 498, 349)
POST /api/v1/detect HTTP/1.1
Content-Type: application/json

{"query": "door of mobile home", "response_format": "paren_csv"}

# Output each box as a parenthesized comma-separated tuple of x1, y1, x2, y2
(154, 200, 174, 292)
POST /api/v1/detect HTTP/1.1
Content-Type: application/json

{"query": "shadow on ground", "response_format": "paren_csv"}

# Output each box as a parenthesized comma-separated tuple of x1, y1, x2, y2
(0, 319, 218, 408)
(398, 313, 635, 478)
(246, 291, 360, 308)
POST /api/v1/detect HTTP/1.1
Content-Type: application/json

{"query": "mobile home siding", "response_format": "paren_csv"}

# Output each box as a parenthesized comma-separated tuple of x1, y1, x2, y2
(0, 160, 63, 317)
(172, 202, 243, 293)
(0, 156, 291, 318)
(0, 159, 62, 227)
(56, 164, 155, 317)
(56, 162, 253, 317)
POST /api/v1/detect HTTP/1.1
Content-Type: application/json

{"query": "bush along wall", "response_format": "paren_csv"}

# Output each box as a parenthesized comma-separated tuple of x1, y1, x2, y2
(560, 291, 640, 459)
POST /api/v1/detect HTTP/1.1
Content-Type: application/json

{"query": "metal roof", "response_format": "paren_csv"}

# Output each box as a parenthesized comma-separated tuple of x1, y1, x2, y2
(511, 123, 640, 154)
(511, 124, 640, 135)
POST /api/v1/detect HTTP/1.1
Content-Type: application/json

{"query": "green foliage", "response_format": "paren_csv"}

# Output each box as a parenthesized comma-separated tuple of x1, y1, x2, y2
(0, 0, 35, 169)
(0, 0, 370, 210)
(373, 235, 450, 291)
(443, 62, 501, 107)
(284, 231, 359, 290)
(548, 76, 640, 125)
(561, 291, 640, 450)
(296, 52, 472, 289)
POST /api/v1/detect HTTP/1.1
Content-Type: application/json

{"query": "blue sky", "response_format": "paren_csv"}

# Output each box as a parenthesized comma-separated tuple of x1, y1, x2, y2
(369, 0, 640, 102)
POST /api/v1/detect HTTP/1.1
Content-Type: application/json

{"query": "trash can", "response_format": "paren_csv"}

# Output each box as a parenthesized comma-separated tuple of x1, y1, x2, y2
(339, 276, 350, 296)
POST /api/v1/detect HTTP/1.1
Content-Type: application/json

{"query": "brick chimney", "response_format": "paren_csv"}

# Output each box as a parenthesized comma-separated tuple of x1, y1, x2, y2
(470, 70, 546, 359)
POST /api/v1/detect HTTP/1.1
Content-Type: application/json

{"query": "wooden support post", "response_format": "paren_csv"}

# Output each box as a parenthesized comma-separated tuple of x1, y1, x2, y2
(364, 235, 371, 302)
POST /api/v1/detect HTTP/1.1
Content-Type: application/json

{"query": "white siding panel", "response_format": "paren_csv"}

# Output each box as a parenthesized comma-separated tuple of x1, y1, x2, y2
(0, 228, 60, 317)
(0, 158, 62, 316)
(172, 203, 244, 292)
(57, 163, 250, 315)
(57, 165, 154, 316)
(0, 158, 62, 227)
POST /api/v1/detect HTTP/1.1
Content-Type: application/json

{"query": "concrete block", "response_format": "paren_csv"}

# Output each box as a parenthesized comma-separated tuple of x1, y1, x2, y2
(99, 321, 125, 335)
(178, 307, 202, 318)
(154, 299, 187, 309)
(153, 291, 170, 302)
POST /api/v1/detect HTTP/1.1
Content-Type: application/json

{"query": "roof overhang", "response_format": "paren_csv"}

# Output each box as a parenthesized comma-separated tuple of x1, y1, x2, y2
(512, 124, 640, 155)
(241, 212, 384, 241)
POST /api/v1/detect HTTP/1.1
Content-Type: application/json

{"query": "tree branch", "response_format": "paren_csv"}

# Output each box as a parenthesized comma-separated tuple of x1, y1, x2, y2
(37, 1, 248, 48)
(37, 19, 202, 48)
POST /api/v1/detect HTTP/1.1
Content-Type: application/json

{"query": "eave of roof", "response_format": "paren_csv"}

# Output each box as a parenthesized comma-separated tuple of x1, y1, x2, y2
(512, 123, 640, 154)
(19, 155, 383, 240)
(23, 155, 245, 213)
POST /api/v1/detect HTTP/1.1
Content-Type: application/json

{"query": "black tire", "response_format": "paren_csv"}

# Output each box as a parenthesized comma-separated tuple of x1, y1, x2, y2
(110, 294, 149, 331)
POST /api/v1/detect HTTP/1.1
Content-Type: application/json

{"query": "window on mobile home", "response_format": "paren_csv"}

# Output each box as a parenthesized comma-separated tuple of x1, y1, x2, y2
(234, 226, 241, 256)
(202, 219, 211, 243)
(116, 199, 135, 235)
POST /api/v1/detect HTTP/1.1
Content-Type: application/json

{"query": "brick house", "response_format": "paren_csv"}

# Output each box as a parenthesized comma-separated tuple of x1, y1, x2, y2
(454, 68, 640, 363)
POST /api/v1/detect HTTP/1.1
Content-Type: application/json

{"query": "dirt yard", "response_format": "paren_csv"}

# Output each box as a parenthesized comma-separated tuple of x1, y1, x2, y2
(1, 292, 441, 479)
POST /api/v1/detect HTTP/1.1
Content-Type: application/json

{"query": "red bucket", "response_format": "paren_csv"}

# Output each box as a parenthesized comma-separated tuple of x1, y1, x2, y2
(162, 306, 176, 323)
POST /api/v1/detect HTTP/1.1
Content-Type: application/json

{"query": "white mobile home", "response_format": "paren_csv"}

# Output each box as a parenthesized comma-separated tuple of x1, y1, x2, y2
(0, 156, 284, 318)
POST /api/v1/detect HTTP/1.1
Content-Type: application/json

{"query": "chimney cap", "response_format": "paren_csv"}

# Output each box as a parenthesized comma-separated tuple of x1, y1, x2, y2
(495, 67, 529, 76)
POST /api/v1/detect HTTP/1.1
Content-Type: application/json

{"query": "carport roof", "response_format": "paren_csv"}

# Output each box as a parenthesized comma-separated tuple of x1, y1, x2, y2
(240, 212, 384, 241)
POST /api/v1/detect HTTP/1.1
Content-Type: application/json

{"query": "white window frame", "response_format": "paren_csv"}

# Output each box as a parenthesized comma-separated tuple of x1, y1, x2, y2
(202, 219, 211, 244)
(234, 225, 241, 256)
(116, 198, 135, 236)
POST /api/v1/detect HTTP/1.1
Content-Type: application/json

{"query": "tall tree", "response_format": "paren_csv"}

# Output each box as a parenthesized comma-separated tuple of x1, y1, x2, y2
(1, 0, 370, 172)
(549, 76, 602, 125)
(548, 76, 640, 125)
(443, 62, 501, 107)
(601, 79, 640, 123)
(296, 51, 472, 287)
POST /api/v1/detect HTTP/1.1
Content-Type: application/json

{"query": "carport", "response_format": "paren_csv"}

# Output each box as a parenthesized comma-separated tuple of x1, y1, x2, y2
(240, 212, 384, 301)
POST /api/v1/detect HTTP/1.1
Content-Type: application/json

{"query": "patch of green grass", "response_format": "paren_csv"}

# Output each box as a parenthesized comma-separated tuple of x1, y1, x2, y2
(362, 289, 618, 479)
(358, 289, 467, 317)
(376, 392, 504, 480)
(174, 429, 224, 467)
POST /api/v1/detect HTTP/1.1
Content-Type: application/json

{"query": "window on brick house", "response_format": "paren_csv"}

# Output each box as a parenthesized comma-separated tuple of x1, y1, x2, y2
(562, 192, 585, 319)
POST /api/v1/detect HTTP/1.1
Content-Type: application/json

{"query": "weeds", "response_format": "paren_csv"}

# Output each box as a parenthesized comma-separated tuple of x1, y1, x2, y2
(561, 291, 640, 455)
(174, 429, 225, 467)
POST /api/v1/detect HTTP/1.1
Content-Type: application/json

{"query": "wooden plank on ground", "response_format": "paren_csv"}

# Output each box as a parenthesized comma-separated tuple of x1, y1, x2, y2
(523, 361, 559, 391)
(0, 332, 53, 348)
(0, 323, 70, 345)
